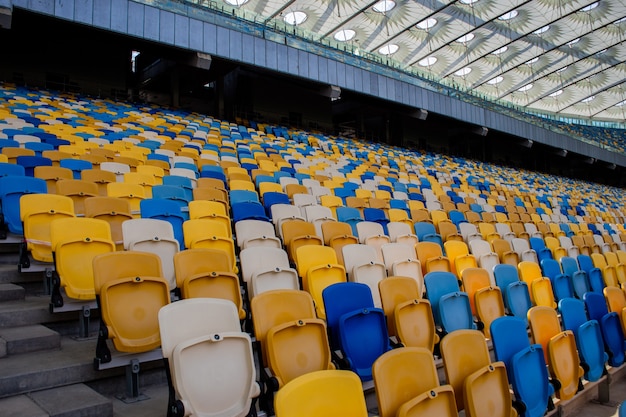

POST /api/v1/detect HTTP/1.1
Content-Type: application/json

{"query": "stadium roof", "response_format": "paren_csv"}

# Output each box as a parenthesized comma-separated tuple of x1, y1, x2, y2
(216, 0, 626, 122)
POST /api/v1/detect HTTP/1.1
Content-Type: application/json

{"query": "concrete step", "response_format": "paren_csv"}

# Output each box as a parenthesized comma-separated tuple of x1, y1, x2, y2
(30, 384, 113, 417)
(0, 296, 77, 328)
(0, 336, 165, 399)
(0, 325, 61, 357)
(0, 283, 25, 302)
(0, 383, 113, 417)
(0, 263, 22, 285)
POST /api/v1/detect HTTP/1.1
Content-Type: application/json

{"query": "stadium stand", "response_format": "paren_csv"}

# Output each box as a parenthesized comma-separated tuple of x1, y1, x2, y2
(1, 8, 626, 413)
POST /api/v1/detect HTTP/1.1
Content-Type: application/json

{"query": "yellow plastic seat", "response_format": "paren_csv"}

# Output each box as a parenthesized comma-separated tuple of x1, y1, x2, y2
(373, 347, 450, 417)
(33, 166, 73, 194)
(395, 298, 439, 352)
(84, 196, 133, 251)
(281, 219, 323, 263)
(266, 318, 334, 387)
(81, 169, 117, 196)
(182, 219, 237, 273)
(295, 245, 346, 319)
(93, 251, 170, 355)
(173, 248, 244, 319)
(158, 298, 259, 417)
(528, 303, 582, 399)
(397, 386, 458, 417)
(547, 331, 585, 401)
(416, 242, 451, 274)
(49, 217, 115, 303)
(56, 179, 99, 216)
(463, 361, 517, 417)
(321, 221, 359, 265)
(20, 194, 76, 263)
(440, 329, 491, 411)
(379, 276, 421, 337)
(106, 182, 146, 217)
(188, 200, 232, 237)
(604, 286, 626, 335)
(274, 370, 368, 417)
(474, 286, 506, 339)
(461, 267, 491, 315)
(251, 289, 317, 366)
(531, 277, 557, 308)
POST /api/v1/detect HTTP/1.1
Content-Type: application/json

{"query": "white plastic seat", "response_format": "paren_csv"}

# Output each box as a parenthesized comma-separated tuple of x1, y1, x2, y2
(158, 298, 260, 417)
(342, 244, 386, 308)
(234, 219, 282, 250)
(122, 218, 179, 290)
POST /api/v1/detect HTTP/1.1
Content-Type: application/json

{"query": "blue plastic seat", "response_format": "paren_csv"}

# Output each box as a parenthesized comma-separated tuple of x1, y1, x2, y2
(558, 298, 608, 382)
(24, 142, 54, 156)
(229, 190, 260, 205)
(262, 192, 290, 218)
(529, 237, 553, 263)
(424, 271, 460, 326)
(561, 256, 591, 299)
(439, 291, 475, 333)
(414, 222, 443, 250)
(232, 201, 270, 223)
(583, 292, 626, 367)
(363, 208, 389, 235)
(541, 258, 574, 301)
(448, 210, 467, 226)
(16, 156, 52, 176)
(322, 282, 390, 381)
(162, 175, 194, 202)
(491, 316, 554, 417)
(147, 153, 171, 166)
(493, 264, 532, 321)
(333, 187, 355, 203)
(59, 158, 93, 179)
(577, 255, 604, 293)
(140, 198, 186, 250)
(336, 207, 363, 236)
(0, 176, 47, 235)
(151, 185, 190, 216)
(0, 162, 26, 177)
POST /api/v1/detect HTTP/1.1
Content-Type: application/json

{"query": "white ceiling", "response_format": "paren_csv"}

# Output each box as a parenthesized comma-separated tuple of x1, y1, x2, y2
(219, 0, 626, 122)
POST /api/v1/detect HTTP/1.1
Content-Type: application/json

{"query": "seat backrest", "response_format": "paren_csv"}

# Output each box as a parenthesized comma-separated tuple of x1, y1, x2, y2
(463, 361, 514, 417)
(440, 329, 491, 411)
(50, 217, 116, 301)
(424, 271, 459, 324)
(251, 289, 316, 365)
(373, 347, 440, 417)
(274, 370, 368, 417)
(158, 298, 259, 417)
(378, 276, 421, 336)
(322, 282, 374, 349)
(461, 267, 491, 315)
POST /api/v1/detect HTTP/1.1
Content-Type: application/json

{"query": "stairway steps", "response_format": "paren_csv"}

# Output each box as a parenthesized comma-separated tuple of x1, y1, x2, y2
(0, 394, 48, 417)
(0, 296, 77, 328)
(0, 324, 61, 356)
(29, 384, 113, 417)
(0, 283, 25, 302)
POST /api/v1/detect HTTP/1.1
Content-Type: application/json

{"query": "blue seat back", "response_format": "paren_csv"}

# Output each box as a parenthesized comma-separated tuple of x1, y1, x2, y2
(439, 291, 474, 333)
(560, 256, 580, 277)
(0, 176, 47, 234)
(140, 198, 186, 249)
(336, 207, 363, 235)
(231, 201, 269, 223)
(16, 156, 52, 176)
(0, 162, 25, 177)
(262, 192, 290, 217)
(59, 159, 92, 179)
(584, 292, 626, 367)
(338, 307, 390, 381)
(424, 271, 459, 326)
(559, 298, 608, 382)
(322, 282, 375, 351)
(162, 176, 193, 201)
(229, 190, 260, 205)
